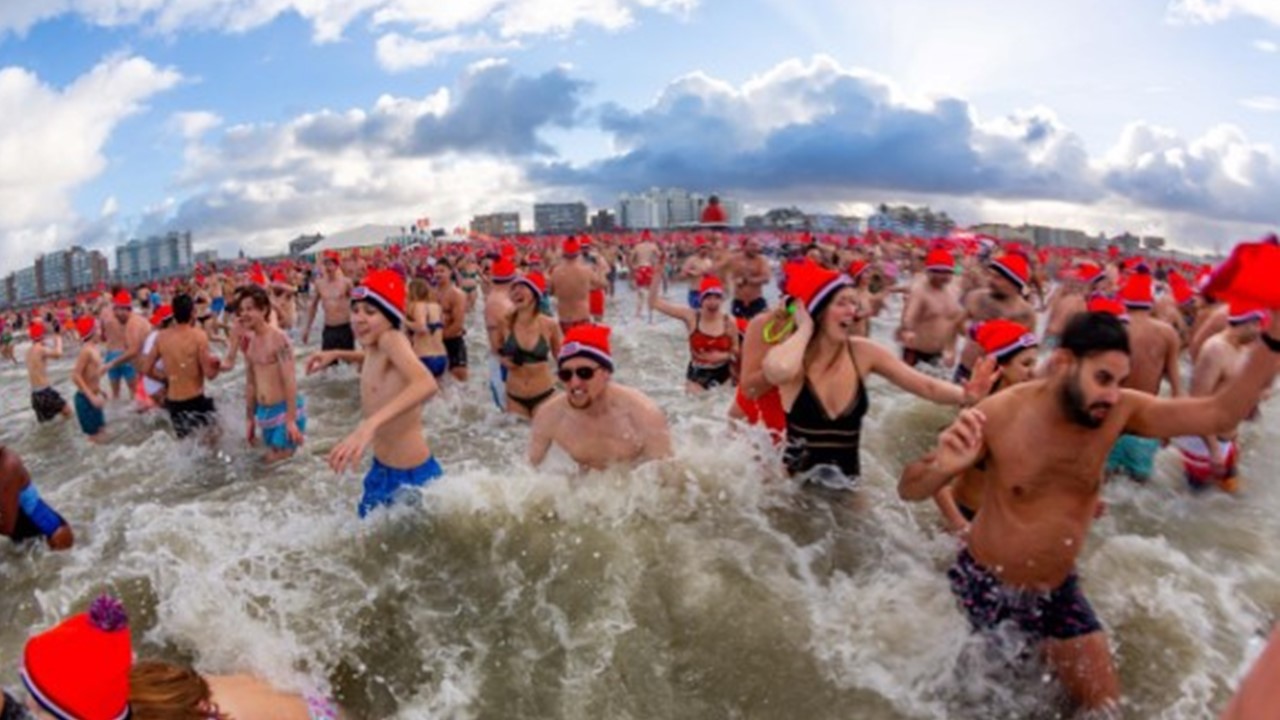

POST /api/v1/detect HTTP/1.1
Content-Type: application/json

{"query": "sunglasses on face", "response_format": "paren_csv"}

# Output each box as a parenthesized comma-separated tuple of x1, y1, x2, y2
(557, 367, 598, 383)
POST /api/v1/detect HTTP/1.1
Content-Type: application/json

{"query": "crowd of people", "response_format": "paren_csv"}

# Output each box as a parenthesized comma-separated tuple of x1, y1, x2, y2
(4, 211, 1280, 717)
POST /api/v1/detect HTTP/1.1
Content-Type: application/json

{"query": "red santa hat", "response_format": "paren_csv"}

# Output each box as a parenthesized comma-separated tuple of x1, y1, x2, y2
(351, 269, 406, 326)
(250, 263, 268, 287)
(699, 275, 726, 301)
(972, 320, 1038, 365)
(150, 305, 173, 328)
(76, 316, 98, 341)
(1228, 299, 1268, 327)
(22, 595, 133, 720)
(559, 324, 613, 371)
(562, 238, 581, 257)
(784, 259, 852, 317)
(1087, 295, 1129, 323)
(323, 250, 341, 264)
(491, 258, 518, 283)
(990, 253, 1030, 291)
(924, 249, 954, 273)
(1168, 272, 1195, 306)
(1119, 272, 1154, 310)
(1070, 263, 1106, 286)
(112, 291, 132, 308)
(847, 260, 870, 283)
(29, 321, 46, 342)
(514, 272, 547, 303)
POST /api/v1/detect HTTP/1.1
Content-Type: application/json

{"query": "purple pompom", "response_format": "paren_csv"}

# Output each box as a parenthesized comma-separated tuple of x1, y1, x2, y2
(88, 595, 129, 632)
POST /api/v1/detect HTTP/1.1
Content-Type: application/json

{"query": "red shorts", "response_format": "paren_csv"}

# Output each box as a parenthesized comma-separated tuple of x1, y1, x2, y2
(1175, 436, 1238, 489)
(634, 266, 655, 288)
(735, 387, 786, 442)
(589, 289, 605, 317)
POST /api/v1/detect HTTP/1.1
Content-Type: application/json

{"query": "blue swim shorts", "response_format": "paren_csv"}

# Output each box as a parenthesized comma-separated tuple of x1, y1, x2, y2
(1106, 433, 1160, 482)
(359, 455, 444, 518)
(105, 350, 136, 383)
(255, 396, 306, 450)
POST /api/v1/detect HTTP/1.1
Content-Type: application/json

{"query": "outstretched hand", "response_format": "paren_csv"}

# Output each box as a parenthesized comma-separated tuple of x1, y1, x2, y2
(964, 355, 1000, 404)
(935, 408, 987, 477)
(328, 422, 373, 474)
(306, 352, 335, 375)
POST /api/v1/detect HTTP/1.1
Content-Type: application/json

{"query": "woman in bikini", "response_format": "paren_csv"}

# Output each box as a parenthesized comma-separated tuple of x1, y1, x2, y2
(763, 260, 997, 489)
(499, 272, 562, 419)
(457, 255, 481, 311)
(648, 275, 739, 394)
(405, 277, 449, 380)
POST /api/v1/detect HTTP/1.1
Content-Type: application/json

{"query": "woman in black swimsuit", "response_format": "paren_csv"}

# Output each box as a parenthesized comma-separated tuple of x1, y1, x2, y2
(500, 273, 563, 419)
(763, 260, 997, 489)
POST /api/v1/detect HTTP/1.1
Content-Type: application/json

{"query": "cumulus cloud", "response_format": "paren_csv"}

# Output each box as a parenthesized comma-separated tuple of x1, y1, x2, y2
(148, 62, 587, 256)
(1166, 0, 1280, 27)
(376, 32, 520, 71)
(537, 56, 1099, 203)
(0, 54, 180, 269)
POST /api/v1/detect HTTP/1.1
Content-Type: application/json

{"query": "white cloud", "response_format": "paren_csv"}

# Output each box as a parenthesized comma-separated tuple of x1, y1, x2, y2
(1240, 95, 1280, 111)
(171, 110, 222, 139)
(0, 54, 180, 269)
(1166, 0, 1280, 27)
(0, 1, 699, 44)
(376, 31, 520, 71)
(1255, 38, 1279, 52)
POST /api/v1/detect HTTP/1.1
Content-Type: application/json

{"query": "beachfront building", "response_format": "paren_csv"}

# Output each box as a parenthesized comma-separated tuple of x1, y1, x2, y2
(116, 231, 194, 284)
(534, 203, 587, 234)
(35, 246, 110, 297)
(589, 209, 616, 232)
(617, 188, 743, 229)
(867, 204, 956, 238)
(470, 212, 521, 236)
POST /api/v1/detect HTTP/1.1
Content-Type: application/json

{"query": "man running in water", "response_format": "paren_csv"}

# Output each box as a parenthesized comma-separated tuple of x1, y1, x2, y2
(0, 445, 73, 550)
(301, 251, 355, 352)
(954, 253, 1037, 383)
(239, 285, 306, 463)
(144, 295, 222, 441)
(25, 321, 72, 424)
(70, 317, 108, 443)
(1106, 271, 1183, 482)
(436, 259, 470, 382)
(549, 237, 598, 333)
(306, 270, 442, 516)
(101, 290, 148, 401)
(899, 248, 963, 368)
(899, 310, 1280, 714)
(528, 324, 672, 469)
(722, 237, 771, 320)
(629, 232, 662, 319)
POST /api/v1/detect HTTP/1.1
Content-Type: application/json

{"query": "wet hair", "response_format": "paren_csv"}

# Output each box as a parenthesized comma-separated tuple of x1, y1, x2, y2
(236, 285, 271, 315)
(172, 294, 195, 324)
(128, 661, 225, 720)
(1060, 311, 1129, 359)
(408, 278, 431, 303)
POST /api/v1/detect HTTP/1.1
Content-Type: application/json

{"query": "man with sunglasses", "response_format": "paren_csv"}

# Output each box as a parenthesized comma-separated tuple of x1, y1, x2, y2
(302, 250, 355, 352)
(528, 324, 671, 469)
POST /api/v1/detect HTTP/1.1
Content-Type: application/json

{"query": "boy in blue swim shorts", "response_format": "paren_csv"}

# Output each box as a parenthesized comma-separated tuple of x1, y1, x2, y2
(237, 286, 307, 463)
(305, 270, 443, 516)
(1, 446, 73, 550)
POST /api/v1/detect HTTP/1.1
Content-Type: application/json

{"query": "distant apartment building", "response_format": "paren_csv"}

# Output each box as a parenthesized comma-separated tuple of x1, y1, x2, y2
(969, 223, 1035, 244)
(1142, 236, 1166, 251)
(616, 188, 743, 229)
(116, 231, 194, 284)
(470, 212, 521, 236)
(14, 266, 38, 305)
(35, 246, 109, 298)
(194, 249, 220, 266)
(806, 214, 864, 233)
(589, 209, 616, 232)
(534, 203, 587, 234)
(867, 204, 955, 237)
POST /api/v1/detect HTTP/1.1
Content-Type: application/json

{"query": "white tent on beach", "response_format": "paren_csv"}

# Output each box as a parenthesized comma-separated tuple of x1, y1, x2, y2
(306, 224, 406, 254)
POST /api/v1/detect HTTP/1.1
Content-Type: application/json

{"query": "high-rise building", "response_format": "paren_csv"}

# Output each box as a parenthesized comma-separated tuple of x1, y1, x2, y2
(470, 212, 521, 236)
(589, 209, 616, 232)
(617, 188, 743, 229)
(14, 267, 38, 304)
(534, 203, 587, 234)
(116, 231, 194, 283)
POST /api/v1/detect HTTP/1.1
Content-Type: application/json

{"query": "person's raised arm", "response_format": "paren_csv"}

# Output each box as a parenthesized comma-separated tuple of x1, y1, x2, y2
(301, 290, 321, 345)
(1127, 316, 1279, 439)
(647, 280, 695, 328)
(762, 304, 813, 387)
(899, 408, 988, 501)
(860, 338, 995, 406)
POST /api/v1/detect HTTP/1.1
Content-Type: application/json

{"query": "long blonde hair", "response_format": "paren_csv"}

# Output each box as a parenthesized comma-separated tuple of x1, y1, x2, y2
(130, 661, 229, 720)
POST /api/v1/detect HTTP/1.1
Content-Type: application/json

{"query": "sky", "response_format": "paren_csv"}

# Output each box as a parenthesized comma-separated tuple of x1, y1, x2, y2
(1, 0, 1279, 268)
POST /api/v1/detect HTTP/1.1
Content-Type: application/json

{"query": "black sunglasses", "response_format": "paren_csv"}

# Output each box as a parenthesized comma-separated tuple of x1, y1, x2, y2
(557, 367, 598, 383)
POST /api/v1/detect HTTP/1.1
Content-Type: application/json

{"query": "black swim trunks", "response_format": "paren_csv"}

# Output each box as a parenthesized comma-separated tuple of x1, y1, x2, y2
(686, 362, 732, 390)
(165, 395, 217, 439)
(731, 297, 768, 320)
(902, 347, 943, 367)
(31, 387, 66, 423)
(948, 548, 1102, 642)
(321, 323, 356, 352)
(444, 336, 468, 369)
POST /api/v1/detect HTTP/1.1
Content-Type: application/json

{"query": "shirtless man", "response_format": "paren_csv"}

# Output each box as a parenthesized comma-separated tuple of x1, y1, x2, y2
(101, 290, 149, 401)
(70, 317, 108, 443)
(0, 445, 73, 550)
(485, 258, 518, 409)
(239, 286, 305, 463)
(305, 270, 441, 517)
(269, 272, 299, 332)
(549, 238, 600, 333)
(1043, 264, 1103, 349)
(26, 322, 72, 423)
(528, 324, 672, 469)
(301, 251, 355, 352)
(143, 295, 222, 441)
(679, 240, 715, 309)
(899, 249, 964, 368)
(436, 259, 470, 382)
(629, 232, 662, 319)
(1173, 303, 1268, 493)
(899, 310, 1280, 714)
(1106, 271, 1184, 482)
(721, 237, 771, 320)
(954, 253, 1037, 383)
